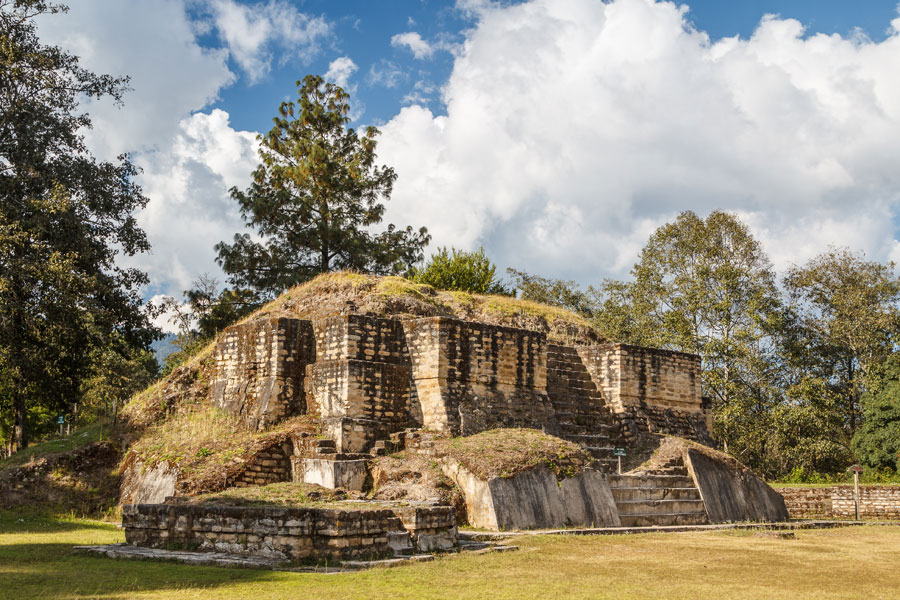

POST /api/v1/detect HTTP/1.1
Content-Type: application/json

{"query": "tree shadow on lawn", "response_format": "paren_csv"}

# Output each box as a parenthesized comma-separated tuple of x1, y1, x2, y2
(0, 542, 285, 598)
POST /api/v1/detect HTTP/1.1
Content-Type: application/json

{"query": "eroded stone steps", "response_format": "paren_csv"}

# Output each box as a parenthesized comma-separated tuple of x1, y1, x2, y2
(611, 486, 701, 501)
(614, 499, 707, 515)
(618, 513, 710, 527)
(608, 466, 709, 527)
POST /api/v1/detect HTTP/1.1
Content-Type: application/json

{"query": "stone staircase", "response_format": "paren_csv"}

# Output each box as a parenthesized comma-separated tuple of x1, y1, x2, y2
(546, 344, 622, 471)
(608, 456, 708, 526)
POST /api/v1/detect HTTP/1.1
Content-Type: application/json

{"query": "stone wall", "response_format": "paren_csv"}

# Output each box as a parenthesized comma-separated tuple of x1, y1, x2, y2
(230, 441, 294, 488)
(780, 486, 900, 520)
(578, 344, 710, 442)
(210, 317, 315, 430)
(123, 503, 404, 561)
(404, 317, 554, 436)
(305, 316, 412, 452)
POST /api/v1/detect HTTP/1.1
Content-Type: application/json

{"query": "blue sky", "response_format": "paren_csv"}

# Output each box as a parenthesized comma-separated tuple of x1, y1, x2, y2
(203, 1, 900, 132)
(33, 1, 900, 329)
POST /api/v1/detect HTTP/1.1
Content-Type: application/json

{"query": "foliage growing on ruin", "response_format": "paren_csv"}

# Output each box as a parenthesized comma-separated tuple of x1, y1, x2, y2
(127, 409, 316, 495)
(195, 482, 348, 507)
(410, 246, 511, 295)
(441, 428, 592, 480)
(215, 75, 430, 299)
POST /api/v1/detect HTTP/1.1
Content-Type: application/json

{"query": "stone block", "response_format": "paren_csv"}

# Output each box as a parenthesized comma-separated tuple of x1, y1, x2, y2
(298, 458, 369, 491)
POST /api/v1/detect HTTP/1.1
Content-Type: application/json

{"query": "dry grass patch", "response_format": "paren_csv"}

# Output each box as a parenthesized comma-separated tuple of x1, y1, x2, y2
(4, 511, 900, 599)
(126, 408, 317, 495)
(440, 428, 592, 480)
(193, 482, 350, 507)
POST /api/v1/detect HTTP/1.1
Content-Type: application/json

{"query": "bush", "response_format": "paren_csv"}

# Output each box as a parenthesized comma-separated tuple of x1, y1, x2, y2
(409, 246, 510, 295)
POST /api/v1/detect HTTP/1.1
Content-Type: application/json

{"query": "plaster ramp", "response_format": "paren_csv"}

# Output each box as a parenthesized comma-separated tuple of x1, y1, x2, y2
(685, 448, 790, 523)
(444, 461, 621, 530)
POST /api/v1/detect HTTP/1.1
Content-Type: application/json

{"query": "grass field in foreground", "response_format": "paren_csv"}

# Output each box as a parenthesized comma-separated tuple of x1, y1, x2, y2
(2, 512, 899, 600)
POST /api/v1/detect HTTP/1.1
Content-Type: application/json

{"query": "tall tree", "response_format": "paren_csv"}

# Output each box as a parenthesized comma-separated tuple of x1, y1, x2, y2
(783, 247, 900, 432)
(216, 74, 430, 298)
(594, 211, 784, 466)
(0, 1, 155, 449)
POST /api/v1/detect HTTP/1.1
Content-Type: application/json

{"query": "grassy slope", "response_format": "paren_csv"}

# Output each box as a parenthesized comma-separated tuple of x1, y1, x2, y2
(0, 421, 114, 471)
(3, 511, 900, 600)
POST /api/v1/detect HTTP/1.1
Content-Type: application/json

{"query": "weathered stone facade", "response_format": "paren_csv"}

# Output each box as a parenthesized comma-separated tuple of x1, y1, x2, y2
(210, 317, 315, 430)
(124, 503, 405, 561)
(404, 317, 554, 436)
(210, 314, 711, 464)
(780, 486, 900, 520)
(578, 344, 711, 442)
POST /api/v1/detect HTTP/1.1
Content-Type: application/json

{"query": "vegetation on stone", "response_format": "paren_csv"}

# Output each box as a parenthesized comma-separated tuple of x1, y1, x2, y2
(441, 428, 592, 480)
(409, 246, 510, 295)
(195, 481, 347, 507)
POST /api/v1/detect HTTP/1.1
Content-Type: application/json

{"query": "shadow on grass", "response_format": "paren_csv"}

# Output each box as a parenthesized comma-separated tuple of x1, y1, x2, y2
(0, 541, 290, 599)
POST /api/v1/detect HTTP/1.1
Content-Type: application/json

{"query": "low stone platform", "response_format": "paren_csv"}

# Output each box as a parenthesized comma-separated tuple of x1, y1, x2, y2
(123, 502, 458, 563)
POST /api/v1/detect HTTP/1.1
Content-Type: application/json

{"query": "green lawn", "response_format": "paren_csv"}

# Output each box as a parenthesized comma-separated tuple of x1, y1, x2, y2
(2, 511, 899, 599)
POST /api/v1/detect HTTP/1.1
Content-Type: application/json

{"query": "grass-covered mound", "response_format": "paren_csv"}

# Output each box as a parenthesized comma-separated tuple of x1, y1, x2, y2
(244, 272, 602, 346)
(124, 408, 317, 495)
(438, 428, 592, 480)
(192, 482, 353, 507)
(634, 435, 752, 476)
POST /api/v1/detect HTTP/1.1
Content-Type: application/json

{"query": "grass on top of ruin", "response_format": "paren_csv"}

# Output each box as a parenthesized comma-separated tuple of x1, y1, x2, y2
(3, 510, 900, 600)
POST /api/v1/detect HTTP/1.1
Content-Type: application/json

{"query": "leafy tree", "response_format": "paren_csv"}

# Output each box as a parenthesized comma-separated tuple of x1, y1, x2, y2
(410, 247, 509, 294)
(81, 338, 158, 423)
(0, 1, 156, 449)
(216, 75, 430, 298)
(506, 269, 595, 315)
(852, 354, 900, 471)
(783, 247, 900, 431)
(594, 211, 784, 465)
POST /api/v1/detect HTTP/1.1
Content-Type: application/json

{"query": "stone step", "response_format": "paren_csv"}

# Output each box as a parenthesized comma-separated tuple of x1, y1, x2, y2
(315, 447, 336, 455)
(608, 474, 695, 489)
(563, 434, 611, 446)
(611, 487, 702, 501)
(618, 512, 709, 527)
(614, 499, 707, 516)
(584, 446, 614, 459)
(315, 439, 336, 449)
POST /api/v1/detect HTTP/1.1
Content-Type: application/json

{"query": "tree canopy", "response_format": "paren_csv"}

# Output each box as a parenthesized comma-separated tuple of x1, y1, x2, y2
(0, 0, 155, 449)
(216, 75, 430, 299)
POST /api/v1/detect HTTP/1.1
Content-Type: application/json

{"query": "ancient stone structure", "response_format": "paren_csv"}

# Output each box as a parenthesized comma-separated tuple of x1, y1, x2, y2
(210, 317, 315, 430)
(122, 503, 457, 561)
(210, 314, 712, 458)
(780, 485, 900, 520)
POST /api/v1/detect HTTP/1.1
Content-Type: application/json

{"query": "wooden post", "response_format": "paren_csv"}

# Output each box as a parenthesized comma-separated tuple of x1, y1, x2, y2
(850, 465, 864, 521)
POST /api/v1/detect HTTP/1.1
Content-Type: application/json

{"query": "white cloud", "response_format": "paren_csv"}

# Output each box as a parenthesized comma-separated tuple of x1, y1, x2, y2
(324, 56, 358, 89)
(368, 59, 406, 88)
(391, 31, 435, 59)
(35, 0, 235, 159)
(377, 0, 900, 284)
(135, 110, 258, 295)
(35, 1, 256, 298)
(208, 0, 331, 83)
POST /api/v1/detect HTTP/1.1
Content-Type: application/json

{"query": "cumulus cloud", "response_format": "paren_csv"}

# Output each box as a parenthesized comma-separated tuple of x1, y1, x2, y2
(207, 0, 331, 83)
(135, 110, 258, 295)
(35, 1, 256, 298)
(324, 56, 358, 89)
(377, 0, 900, 283)
(35, 0, 234, 159)
(391, 31, 435, 59)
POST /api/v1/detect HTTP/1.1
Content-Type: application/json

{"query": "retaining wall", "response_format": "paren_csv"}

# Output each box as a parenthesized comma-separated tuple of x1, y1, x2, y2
(780, 486, 900, 520)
